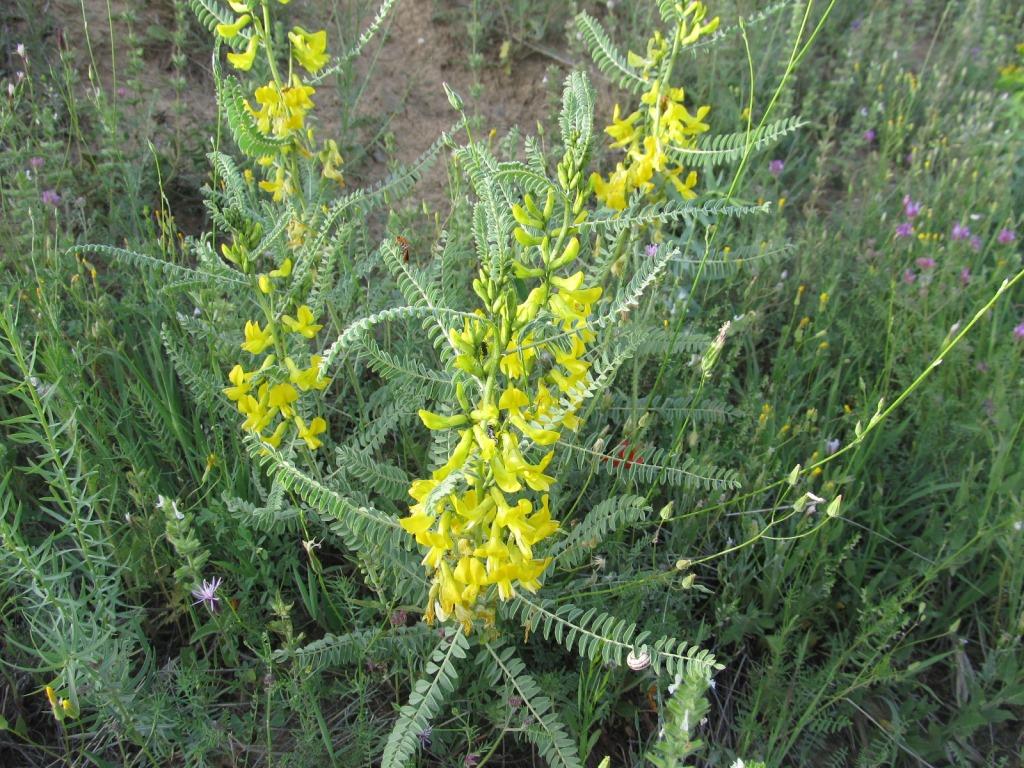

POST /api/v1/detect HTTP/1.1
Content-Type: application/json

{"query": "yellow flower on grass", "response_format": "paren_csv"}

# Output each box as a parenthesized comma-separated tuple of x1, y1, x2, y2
(294, 415, 327, 450)
(319, 139, 345, 186)
(548, 271, 602, 327)
(605, 104, 641, 149)
(247, 76, 316, 138)
(241, 320, 274, 354)
(282, 305, 323, 338)
(262, 420, 289, 448)
(259, 165, 293, 201)
(289, 27, 329, 74)
(227, 35, 258, 70)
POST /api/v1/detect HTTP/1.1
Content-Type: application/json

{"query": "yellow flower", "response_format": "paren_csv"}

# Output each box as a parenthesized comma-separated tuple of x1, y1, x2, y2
(419, 409, 468, 430)
(262, 420, 289, 448)
(259, 165, 292, 201)
(289, 27, 329, 74)
(548, 271, 602, 327)
(605, 104, 641, 149)
(216, 14, 250, 39)
(268, 383, 299, 418)
(591, 164, 630, 211)
(281, 305, 323, 338)
(239, 384, 275, 433)
(286, 356, 330, 391)
(294, 415, 327, 450)
(319, 139, 345, 186)
(227, 35, 258, 70)
(223, 364, 252, 401)
(241, 320, 274, 354)
(247, 76, 316, 138)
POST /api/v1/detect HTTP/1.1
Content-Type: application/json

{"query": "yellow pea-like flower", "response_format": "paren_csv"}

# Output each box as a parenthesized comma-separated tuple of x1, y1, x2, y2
(282, 305, 323, 338)
(215, 14, 250, 39)
(241, 320, 274, 354)
(294, 415, 327, 450)
(289, 27, 330, 74)
(227, 34, 258, 70)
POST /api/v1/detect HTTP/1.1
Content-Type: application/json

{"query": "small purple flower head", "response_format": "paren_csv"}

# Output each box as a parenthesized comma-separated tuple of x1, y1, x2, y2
(645, 243, 658, 258)
(915, 256, 936, 270)
(951, 223, 970, 241)
(417, 727, 432, 749)
(959, 266, 971, 286)
(116, 86, 128, 98)
(1014, 321, 1024, 341)
(769, 159, 784, 177)
(902, 195, 922, 219)
(902, 269, 917, 284)
(389, 609, 408, 628)
(508, 695, 523, 710)
(29, 156, 44, 169)
(850, 18, 862, 30)
(825, 438, 841, 455)
(895, 222, 913, 239)
(997, 228, 1017, 245)
(41, 189, 61, 207)
(191, 576, 222, 612)
(464, 755, 480, 768)
(968, 235, 982, 253)
(863, 128, 876, 142)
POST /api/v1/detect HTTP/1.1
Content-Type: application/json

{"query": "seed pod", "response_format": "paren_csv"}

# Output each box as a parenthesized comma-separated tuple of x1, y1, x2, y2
(543, 189, 555, 219)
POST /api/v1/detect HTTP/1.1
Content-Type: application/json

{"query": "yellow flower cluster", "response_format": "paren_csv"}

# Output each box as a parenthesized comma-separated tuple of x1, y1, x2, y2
(402, 180, 600, 631)
(590, 3, 719, 210)
(224, 303, 331, 451)
(214, 0, 343, 197)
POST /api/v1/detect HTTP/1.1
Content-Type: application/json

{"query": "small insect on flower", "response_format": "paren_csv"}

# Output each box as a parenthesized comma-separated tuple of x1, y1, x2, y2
(192, 576, 223, 612)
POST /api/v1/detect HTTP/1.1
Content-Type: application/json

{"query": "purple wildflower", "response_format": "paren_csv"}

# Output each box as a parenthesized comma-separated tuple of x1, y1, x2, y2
(825, 438, 841, 455)
(116, 86, 128, 98)
(417, 727, 432, 749)
(997, 228, 1016, 244)
(769, 159, 784, 177)
(508, 695, 523, 710)
(969, 235, 982, 253)
(863, 128, 876, 142)
(915, 256, 936, 270)
(1014, 322, 1024, 341)
(902, 269, 917, 284)
(645, 243, 658, 258)
(850, 18, 862, 30)
(902, 195, 922, 219)
(959, 267, 971, 286)
(951, 223, 970, 241)
(191, 576, 222, 612)
(389, 609, 408, 628)
(895, 222, 913, 239)
(464, 755, 480, 768)
(29, 156, 44, 169)
(41, 189, 61, 207)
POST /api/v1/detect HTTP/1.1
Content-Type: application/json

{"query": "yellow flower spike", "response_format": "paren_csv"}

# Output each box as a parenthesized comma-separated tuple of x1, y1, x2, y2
(223, 364, 252, 401)
(227, 34, 258, 70)
(268, 383, 299, 418)
(241, 320, 274, 354)
(240, 384, 275, 433)
(216, 14, 251, 39)
(294, 415, 327, 450)
(262, 420, 289, 448)
(289, 27, 329, 74)
(419, 410, 468, 430)
(281, 305, 323, 338)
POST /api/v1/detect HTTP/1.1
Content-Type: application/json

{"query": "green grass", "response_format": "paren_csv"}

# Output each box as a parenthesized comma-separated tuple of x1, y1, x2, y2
(1, 0, 1021, 766)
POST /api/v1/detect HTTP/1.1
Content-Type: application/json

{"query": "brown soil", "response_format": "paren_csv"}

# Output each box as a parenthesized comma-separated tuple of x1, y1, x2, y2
(45, 0, 578, 224)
